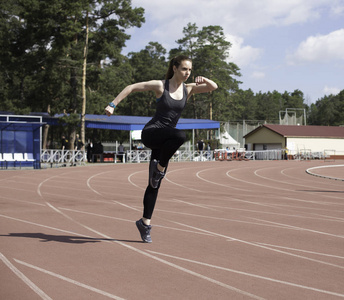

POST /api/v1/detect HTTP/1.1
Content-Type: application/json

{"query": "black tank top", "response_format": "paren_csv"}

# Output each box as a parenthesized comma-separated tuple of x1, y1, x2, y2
(144, 80, 187, 129)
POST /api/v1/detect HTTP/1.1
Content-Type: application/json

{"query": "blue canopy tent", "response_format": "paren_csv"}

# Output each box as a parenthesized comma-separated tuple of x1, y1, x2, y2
(0, 115, 44, 168)
(39, 113, 220, 130)
(39, 113, 220, 150)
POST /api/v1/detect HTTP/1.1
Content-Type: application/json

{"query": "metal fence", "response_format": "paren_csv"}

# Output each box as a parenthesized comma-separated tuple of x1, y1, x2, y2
(41, 150, 86, 167)
(126, 150, 214, 163)
(124, 149, 284, 162)
(214, 149, 283, 161)
(38, 148, 339, 168)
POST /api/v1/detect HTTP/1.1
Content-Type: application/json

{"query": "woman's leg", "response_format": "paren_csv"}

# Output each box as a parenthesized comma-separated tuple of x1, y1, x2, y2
(141, 127, 186, 167)
(142, 149, 167, 220)
(137, 127, 186, 242)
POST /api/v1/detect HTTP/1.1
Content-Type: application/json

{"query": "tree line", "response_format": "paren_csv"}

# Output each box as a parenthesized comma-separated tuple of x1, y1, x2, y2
(1, 1, 343, 149)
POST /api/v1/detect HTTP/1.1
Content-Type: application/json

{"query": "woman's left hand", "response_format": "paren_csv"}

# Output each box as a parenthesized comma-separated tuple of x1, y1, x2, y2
(195, 76, 205, 85)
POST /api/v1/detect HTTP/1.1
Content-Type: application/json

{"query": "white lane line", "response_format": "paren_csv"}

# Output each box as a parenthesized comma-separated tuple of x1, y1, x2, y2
(254, 167, 323, 189)
(152, 207, 299, 230)
(0, 214, 97, 239)
(195, 167, 251, 191)
(248, 217, 344, 239)
(146, 250, 344, 299)
(164, 168, 204, 192)
(191, 201, 344, 223)
(61, 200, 284, 239)
(33, 166, 343, 298)
(37, 173, 69, 198)
(86, 170, 120, 195)
(111, 200, 141, 212)
(281, 167, 342, 187)
(42, 203, 264, 299)
(0, 195, 46, 206)
(279, 195, 339, 206)
(226, 169, 298, 192)
(128, 170, 147, 190)
(2, 206, 340, 299)
(172, 199, 219, 211)
(255, 242, 344, 259)
(0, 252, 53, 300)
(169, 221, 344, 269)
(227, 168, 344, 203)
(13, 259, 125, 300)
(58, 207, 216, 237)
(254, 167, 344, 198)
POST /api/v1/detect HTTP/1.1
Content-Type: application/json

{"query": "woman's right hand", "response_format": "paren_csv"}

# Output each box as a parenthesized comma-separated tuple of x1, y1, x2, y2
(105, 106, 114, 116)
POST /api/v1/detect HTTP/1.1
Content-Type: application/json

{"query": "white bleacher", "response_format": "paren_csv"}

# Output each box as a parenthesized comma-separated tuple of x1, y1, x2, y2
(0, 153, 36, 169)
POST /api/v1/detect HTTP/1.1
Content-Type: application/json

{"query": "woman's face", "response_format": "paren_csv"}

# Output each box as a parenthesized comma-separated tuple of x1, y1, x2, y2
(174, 60, 192, 82)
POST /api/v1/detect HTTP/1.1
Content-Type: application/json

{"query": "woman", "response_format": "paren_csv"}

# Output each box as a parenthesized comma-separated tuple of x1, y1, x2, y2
(105, 55, 218, 242)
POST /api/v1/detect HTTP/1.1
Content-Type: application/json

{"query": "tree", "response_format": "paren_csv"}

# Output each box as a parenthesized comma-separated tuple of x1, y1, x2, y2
(308, 90, 344, 126)
(255, 91, 282, 122)
(0, 0, 144, 148)
(227, 89, 257, 121)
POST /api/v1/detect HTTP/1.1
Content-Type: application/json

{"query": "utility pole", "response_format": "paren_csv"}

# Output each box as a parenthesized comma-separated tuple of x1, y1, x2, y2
(81, 10, 89, 149)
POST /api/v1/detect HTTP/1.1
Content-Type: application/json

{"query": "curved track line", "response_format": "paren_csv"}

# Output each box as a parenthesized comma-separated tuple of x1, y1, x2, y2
(35, 169, 265, 299)
(37, 171, 74, 198)
(26, 164, 343, 299)
(195, 167, 251, 191)
(86, 169, 123, 195)
(254, 167, 344, 196)
(164, 168, 204, 192)
(226, 168, 344, 202)
(128, 170, 147, 190)
(281, 167, 341, 187)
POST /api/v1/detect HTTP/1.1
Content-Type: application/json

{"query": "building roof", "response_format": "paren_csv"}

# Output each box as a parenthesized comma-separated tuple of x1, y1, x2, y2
(38, 113, 220, 131)
(244, 124, 344, 139)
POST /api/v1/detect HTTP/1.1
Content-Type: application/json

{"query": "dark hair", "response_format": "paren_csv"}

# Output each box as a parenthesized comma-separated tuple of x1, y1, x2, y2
(165, 55, 192, 80)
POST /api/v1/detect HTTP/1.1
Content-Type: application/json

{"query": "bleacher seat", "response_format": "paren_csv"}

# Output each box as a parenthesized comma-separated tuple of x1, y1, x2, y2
(24, 153, 35, 162)
(0, 153, 36, 169)
(3, 153, 14, 161)
(0, 153, 4, 169)
(14, 153, 25, 168)
(2, 153, 15, 169)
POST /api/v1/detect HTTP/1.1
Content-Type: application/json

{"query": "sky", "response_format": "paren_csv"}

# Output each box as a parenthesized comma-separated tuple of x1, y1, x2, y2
(122, 0, 344, 105)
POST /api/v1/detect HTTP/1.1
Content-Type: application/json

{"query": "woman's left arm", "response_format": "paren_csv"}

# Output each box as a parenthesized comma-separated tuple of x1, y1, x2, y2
(187, 76, 218, 98)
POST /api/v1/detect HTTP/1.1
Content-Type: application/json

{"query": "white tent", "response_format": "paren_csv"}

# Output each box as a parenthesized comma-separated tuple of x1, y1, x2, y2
(219, 131, 240, 149)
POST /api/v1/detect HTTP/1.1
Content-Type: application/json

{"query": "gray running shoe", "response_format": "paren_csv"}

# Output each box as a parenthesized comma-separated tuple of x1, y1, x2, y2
(136, 219, 152, 243)
(149, 159, 165, 189)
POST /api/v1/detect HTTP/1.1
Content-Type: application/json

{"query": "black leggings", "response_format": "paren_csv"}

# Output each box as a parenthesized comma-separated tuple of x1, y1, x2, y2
(141, 127, 186, 219)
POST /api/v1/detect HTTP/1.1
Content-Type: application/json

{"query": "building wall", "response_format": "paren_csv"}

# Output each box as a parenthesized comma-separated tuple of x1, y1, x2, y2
(286, 138, 344, 154)
(244, 127, 285, 150)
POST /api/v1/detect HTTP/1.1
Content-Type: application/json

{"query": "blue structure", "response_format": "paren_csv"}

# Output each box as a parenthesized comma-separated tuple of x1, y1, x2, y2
(0, 115, 44, 169)
(37, 113, 220, 131)
(37, 113, 220, 151)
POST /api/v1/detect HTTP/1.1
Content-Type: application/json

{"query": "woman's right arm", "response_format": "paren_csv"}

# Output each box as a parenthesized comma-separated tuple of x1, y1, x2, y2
(105, 80, 163, 116)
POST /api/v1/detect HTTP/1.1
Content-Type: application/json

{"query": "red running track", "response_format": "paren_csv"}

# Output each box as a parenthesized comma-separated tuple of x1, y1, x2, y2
(0, 160, 343, 300)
